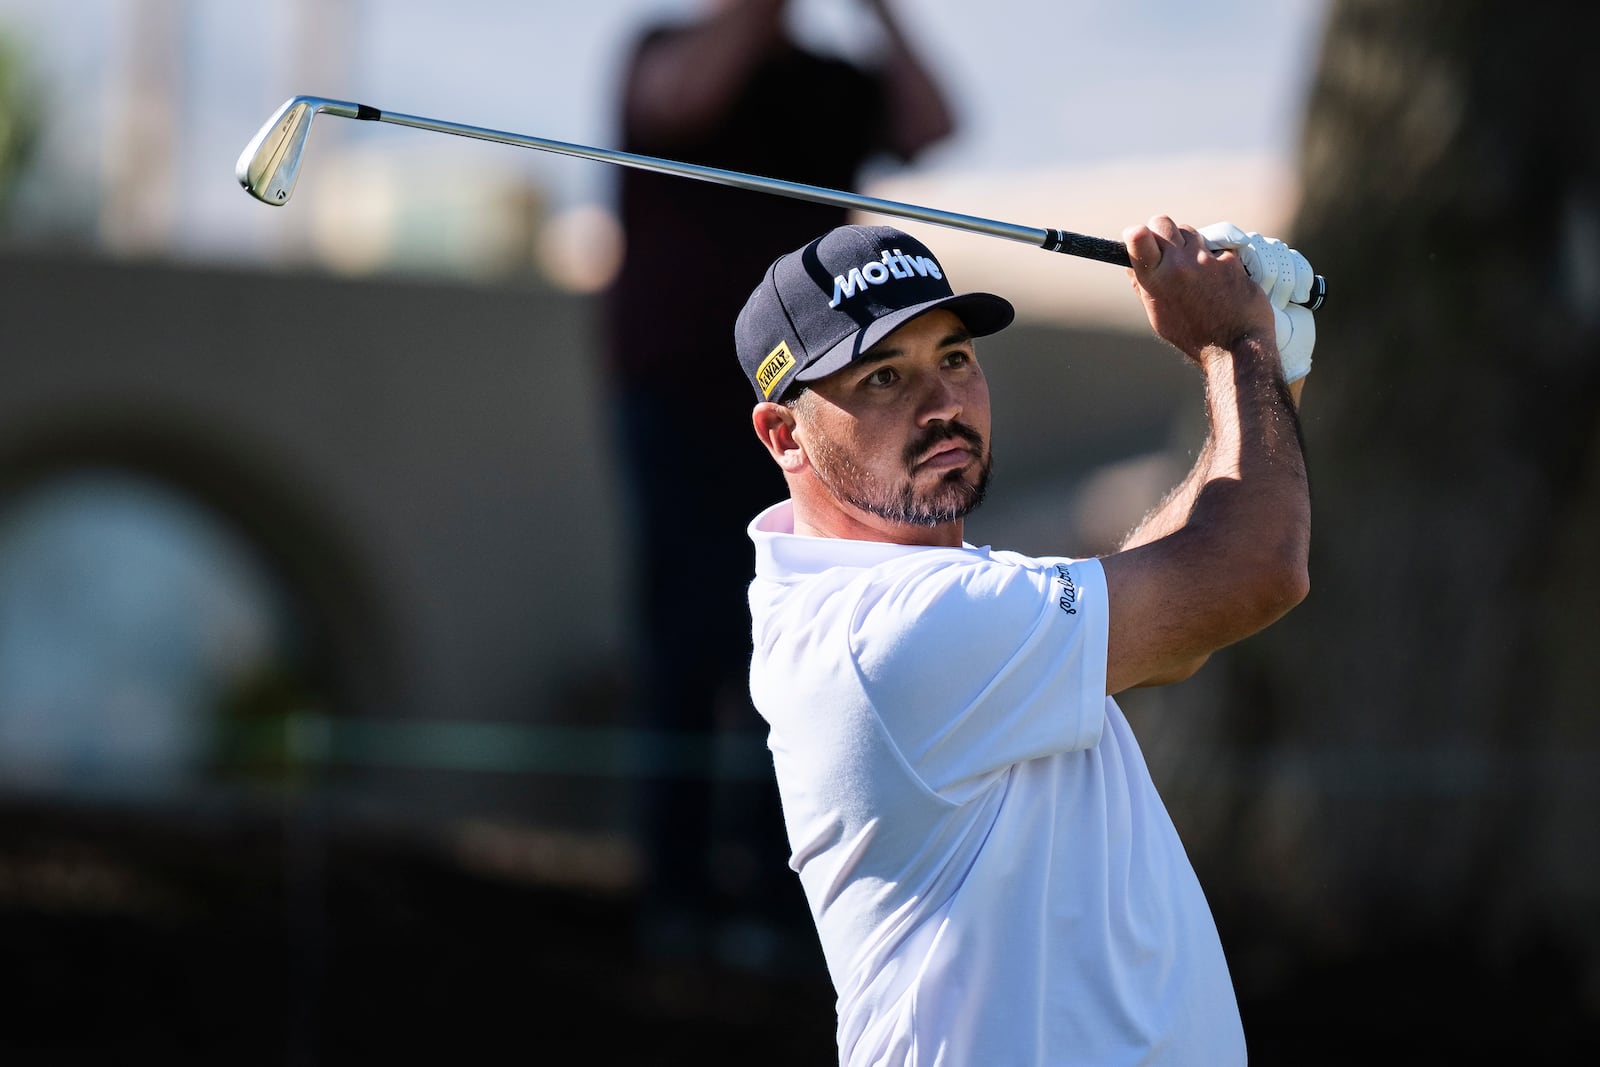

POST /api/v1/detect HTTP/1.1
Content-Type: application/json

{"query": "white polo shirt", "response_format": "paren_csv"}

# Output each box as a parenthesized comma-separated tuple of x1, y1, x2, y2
(747, 500, 1245, 1067)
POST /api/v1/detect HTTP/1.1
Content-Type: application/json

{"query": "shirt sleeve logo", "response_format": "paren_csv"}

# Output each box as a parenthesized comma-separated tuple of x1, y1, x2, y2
(1054, 563, 1079, 615)
(756, 340, 797, 399)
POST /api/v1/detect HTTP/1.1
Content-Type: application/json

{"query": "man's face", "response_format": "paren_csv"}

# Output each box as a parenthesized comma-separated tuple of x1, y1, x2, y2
(793, 309, 993, 528)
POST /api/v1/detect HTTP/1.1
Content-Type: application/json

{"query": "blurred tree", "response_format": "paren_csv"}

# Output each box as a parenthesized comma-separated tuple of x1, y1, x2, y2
(0, 31, 40, 223)
(1137, 0, 1600, 1056)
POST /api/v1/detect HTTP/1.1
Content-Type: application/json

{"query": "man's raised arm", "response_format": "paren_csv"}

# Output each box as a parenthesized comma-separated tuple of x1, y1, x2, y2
(1099, 217, 1312, 695)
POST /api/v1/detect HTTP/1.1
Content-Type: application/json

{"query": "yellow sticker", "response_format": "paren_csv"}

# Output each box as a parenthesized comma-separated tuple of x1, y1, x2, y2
(755, 340, 797, 399)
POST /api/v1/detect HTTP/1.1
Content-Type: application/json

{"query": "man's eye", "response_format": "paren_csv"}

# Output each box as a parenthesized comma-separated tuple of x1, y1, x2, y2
(865, 367, 897, 387)
(944, 350, 972, 368)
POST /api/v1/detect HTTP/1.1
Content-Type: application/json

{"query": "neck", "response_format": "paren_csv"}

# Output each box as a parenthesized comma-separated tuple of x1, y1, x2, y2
(788, 481, 965, 547)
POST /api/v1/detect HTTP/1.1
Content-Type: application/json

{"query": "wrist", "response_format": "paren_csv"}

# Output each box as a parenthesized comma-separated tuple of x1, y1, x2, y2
(1201, 332, 1278, 376)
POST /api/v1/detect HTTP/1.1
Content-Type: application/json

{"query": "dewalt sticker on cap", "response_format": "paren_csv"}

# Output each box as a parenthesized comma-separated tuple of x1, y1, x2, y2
(756, 340, 796, 399)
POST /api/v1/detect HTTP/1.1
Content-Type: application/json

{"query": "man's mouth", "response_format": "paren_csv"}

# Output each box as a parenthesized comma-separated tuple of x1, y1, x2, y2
(915, 442, 974, 471)
(908, 424, 984, 472)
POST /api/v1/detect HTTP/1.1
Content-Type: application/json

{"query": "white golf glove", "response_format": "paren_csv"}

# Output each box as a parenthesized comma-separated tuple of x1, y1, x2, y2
(1199, 221, 1317, 383)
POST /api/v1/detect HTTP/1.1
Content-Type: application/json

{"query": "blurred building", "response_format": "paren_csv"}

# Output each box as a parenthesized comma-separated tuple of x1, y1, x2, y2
(0, 247, 635, 814)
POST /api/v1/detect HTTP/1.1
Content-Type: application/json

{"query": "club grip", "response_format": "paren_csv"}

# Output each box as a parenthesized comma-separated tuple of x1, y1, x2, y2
(1037, 228, 1327, 310)
(1039, 229, 1130, 266)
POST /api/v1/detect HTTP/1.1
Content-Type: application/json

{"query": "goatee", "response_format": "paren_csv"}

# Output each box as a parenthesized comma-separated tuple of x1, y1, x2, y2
(811, 422, 992, 528)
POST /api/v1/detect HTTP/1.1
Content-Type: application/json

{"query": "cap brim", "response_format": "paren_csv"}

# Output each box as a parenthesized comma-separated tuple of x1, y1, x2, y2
(794, 292, 1016, 387)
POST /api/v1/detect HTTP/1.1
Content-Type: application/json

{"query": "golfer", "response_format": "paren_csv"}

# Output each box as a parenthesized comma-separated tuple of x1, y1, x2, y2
(733, 217, 1316, 1064)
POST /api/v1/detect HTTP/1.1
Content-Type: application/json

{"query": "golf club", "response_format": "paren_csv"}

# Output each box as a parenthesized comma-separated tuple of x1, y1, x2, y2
(237, 95, 1326, 311)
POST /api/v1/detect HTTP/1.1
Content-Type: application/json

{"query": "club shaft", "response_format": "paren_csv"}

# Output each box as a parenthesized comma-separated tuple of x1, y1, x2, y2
(366, 107, 1133, 267)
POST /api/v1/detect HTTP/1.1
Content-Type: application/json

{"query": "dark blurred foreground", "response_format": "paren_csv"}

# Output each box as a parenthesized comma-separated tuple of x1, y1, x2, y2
(0, 793, 837, 1066)
(4, 788, 1596, 1066)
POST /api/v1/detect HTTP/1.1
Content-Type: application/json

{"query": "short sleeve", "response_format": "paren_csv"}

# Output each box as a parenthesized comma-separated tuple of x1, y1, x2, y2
(848, 553, 1109, 798)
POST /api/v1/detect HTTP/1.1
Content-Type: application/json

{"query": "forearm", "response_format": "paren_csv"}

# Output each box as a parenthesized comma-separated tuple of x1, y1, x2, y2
(1115, 339, 1309, 653)
(1101, 340, 1310, 692)
(1120, 363, 1305, 553)
(1180, 339, 1311, 620)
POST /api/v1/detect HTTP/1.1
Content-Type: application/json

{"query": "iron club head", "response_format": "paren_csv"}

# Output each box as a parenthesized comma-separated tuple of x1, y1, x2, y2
(236, 96, 367, 206)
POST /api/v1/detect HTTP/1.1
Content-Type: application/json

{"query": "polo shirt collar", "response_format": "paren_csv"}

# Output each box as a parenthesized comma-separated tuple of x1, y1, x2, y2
(749, 500, 983, 579)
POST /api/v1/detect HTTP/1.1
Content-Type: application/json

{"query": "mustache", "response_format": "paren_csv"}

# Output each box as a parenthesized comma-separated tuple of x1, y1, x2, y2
(904, 421, 985, 469)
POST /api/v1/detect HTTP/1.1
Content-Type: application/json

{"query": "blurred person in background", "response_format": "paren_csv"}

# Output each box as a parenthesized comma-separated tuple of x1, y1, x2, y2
(600, 0, 956, 970)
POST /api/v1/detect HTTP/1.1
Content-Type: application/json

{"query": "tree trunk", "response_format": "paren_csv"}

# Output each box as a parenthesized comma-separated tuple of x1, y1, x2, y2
(1144, 0, 1600, 1052)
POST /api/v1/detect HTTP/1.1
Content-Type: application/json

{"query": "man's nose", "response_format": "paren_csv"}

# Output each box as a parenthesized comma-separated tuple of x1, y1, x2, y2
(916, 373, 963, 426)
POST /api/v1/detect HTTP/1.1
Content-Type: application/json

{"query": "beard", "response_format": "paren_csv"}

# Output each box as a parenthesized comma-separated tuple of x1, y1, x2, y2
(807, 421, 992, 528)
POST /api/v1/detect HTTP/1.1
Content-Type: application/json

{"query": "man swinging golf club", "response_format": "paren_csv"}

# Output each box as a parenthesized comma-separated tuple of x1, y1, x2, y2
(736, 216, 1316, 1065)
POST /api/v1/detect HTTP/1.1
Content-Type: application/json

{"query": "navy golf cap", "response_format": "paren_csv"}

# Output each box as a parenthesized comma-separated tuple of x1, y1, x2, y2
(736, 225, 1015, 402)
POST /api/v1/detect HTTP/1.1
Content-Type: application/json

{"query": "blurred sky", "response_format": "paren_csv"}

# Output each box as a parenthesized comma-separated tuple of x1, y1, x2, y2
(0, 0, 1330, 323)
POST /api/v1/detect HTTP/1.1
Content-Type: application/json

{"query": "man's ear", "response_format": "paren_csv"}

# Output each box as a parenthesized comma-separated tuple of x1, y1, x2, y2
(752, 402, 807, 473)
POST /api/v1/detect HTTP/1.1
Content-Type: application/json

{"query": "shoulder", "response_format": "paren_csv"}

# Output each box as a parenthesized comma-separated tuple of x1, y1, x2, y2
(846, 551, 1105, 666)
(863, 549, 1062, 612)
